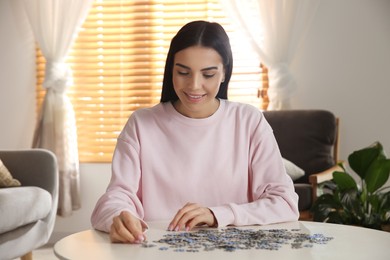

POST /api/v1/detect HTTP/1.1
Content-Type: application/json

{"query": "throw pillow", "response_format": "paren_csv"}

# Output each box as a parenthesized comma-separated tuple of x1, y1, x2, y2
(0, 159, 21, 188)
(282, 158, 305, 181)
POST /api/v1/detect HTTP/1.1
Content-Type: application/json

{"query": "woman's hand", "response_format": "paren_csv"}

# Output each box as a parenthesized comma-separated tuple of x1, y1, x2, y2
(168, 202, 217, 231)
(110, 211, 146, 243)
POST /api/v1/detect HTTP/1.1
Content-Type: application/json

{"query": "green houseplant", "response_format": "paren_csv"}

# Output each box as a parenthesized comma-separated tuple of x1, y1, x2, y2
(311, 141, 390, 230)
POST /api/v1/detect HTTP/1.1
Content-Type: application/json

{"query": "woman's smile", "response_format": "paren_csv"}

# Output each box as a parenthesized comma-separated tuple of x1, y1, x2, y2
(185, 92, 207, 102)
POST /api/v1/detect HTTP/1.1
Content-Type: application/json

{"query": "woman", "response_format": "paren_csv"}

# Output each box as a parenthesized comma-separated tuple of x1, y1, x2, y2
(91, 20, 299, 244)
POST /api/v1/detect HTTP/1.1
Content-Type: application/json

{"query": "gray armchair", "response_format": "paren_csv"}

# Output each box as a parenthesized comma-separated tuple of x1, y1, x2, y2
(0, 149, 58, 260)
(263, 110, 340, 220)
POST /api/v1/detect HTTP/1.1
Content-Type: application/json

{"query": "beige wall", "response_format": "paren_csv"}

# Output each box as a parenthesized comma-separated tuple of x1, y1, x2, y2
(1, 0, 390, 242)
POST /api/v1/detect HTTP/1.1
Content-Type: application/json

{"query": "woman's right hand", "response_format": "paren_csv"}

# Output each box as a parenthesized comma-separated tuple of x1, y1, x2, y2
(110, 211, 146, 243)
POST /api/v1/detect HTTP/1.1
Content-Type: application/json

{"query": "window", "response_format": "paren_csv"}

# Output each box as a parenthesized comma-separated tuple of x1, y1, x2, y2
(36, 0, 268, 162)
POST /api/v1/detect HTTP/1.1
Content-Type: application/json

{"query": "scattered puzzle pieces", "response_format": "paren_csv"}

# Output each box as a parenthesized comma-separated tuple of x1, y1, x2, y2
(141, 228, 333, 252)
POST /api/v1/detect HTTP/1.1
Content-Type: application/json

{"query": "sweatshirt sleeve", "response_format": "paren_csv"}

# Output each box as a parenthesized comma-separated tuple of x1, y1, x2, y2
(209, 114, 299, 227)
(90, 117, 147, 233)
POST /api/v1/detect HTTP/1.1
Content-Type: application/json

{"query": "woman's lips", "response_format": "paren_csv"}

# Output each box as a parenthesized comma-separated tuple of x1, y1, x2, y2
(185, 93, 206, 102)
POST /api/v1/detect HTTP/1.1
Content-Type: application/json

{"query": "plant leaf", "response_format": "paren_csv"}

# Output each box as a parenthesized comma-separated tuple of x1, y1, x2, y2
(333, 171, 358, 192)
(368, 194, 381, 213)
(378, 191, 390, 212)
(339, 189, 359, 210)
(310, 193, 341, 222)
(365, 158, 390, 193)
(327, 210, 347, 224)
(348, 142, 382, 179)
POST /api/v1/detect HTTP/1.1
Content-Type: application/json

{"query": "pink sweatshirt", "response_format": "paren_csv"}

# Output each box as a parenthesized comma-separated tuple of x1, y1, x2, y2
(91, 100, 299, 232)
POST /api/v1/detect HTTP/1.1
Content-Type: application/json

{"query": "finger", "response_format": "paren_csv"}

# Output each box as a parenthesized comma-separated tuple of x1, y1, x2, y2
(168, 203, 199, 231)
(120, 212, 146, 243)
(110, 211, 145, 243)
(185, 208, 216, 231)
(170, 204, 215, 231)
(178, 208, 204, 230)
(176, 207, 217, 231)
(178, 207, 210, 231)
(110, 215, 136, 243)
(185, 215, 206, 231)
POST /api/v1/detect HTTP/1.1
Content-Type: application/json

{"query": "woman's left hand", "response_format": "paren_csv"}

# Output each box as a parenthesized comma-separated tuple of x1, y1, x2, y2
(168, 202, 217, 231)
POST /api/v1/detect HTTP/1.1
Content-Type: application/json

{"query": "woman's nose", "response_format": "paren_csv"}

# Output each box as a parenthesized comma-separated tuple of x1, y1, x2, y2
(188, 74, 202, 90)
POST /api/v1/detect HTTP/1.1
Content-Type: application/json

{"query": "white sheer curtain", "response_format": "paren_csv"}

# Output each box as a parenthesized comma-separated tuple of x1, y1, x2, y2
(221, 0, 319, 110)
(22, 0, 93, 217)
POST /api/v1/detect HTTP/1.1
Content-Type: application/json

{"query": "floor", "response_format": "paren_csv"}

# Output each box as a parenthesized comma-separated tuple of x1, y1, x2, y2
(12, 245, 56, 260)
(32, 245, 57, 260)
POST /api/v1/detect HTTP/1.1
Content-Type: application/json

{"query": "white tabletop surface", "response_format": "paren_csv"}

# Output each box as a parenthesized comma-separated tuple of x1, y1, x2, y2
(54, 221, 390, 260)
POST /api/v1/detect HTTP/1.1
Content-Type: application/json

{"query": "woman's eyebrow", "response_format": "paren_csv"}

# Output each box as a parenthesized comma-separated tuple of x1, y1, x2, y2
(175, 63, 218, 71)
(201, 66, 218, 72)
(175, 63, 190, 70)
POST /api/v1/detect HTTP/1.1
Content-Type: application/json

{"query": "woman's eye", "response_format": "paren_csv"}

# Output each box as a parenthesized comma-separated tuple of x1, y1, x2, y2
(203, 74, 215, 79)
(178, 71, 189, 76)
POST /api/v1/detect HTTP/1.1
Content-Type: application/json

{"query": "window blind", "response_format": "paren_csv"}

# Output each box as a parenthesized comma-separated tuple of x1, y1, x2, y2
(36, 0, 268, 162)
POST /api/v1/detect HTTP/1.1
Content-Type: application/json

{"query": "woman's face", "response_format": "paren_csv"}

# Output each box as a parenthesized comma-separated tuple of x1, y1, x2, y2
(172, 46, 225, 118)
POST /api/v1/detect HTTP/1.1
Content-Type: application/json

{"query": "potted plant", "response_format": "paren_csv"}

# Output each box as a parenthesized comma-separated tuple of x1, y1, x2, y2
(311, 141, 390, 231)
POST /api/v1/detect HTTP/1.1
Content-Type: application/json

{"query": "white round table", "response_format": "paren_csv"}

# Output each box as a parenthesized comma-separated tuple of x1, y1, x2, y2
(54, 221, 390, 260)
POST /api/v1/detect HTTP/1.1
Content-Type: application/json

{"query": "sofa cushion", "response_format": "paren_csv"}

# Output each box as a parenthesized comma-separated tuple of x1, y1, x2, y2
(0, 186, 52, 233)
(283, 158, 305, 181)
(0, 159, 21, 187)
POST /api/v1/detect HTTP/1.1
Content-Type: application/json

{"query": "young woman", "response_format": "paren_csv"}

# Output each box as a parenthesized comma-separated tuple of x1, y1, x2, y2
(91, 20, 299, 244)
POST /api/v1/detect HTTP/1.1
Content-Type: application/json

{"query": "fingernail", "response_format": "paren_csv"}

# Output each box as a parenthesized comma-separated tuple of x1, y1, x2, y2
(175, 225, 179, 232)
(167, 224, 173, 231)
(185, 226, 190, 232)
(138, 234, 145, 242)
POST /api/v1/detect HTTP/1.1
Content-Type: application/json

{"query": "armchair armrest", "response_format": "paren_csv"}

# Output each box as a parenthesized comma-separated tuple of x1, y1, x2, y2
(0, 149, 58, 196)
(309, 162, 344, 203)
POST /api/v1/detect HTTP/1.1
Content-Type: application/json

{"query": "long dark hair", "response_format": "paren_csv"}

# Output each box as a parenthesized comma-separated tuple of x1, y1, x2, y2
(160, 20, 233, 102)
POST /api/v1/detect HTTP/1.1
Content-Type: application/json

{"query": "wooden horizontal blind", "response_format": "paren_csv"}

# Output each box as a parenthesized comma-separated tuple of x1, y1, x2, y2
(36, 0, 267, 162)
